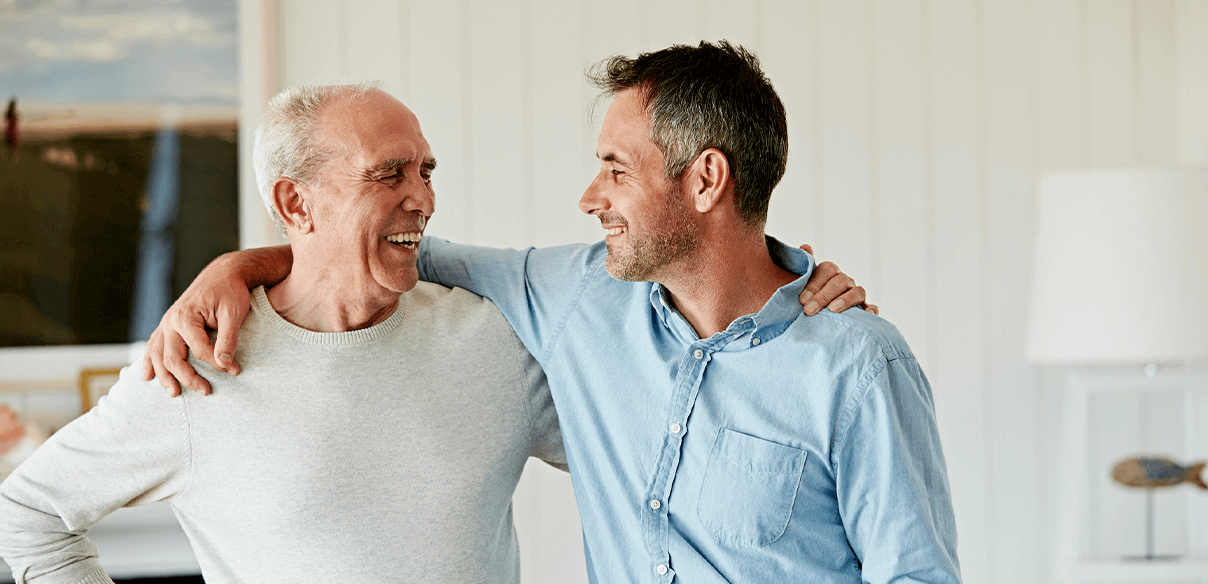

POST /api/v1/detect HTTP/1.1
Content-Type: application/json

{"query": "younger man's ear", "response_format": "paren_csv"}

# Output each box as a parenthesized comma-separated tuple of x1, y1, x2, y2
(271, 178, 314, 234)
(686, 148, 731, 214)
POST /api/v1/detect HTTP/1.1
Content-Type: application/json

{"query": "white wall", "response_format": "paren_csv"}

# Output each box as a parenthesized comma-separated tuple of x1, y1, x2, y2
(238, 1, 1208, 583)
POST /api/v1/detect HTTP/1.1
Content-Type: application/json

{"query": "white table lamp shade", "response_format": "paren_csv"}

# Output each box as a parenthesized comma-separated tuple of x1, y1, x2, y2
(1025, 168, 1208, 363)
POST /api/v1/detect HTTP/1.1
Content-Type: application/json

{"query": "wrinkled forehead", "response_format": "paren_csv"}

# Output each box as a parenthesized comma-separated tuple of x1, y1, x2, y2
(317, 91, 431, 163)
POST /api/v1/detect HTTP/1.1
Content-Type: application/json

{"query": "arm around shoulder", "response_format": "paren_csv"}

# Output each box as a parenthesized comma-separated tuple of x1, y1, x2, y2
(419, 238, 605, 357)
(143, 245, 292, 396)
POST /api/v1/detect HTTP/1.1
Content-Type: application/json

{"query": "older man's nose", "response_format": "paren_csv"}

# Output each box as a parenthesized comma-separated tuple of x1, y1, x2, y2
(402, 179, 435, 216)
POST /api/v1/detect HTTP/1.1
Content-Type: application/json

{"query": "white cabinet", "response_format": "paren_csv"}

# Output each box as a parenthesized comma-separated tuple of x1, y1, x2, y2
(1052, 373, 1208, 584)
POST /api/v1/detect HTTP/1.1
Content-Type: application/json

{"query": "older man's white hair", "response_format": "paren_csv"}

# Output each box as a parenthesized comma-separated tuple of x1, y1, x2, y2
(253, 81, 381, 231)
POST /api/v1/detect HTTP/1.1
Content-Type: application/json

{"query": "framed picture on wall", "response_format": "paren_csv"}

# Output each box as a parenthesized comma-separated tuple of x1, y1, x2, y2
(79, 367, 124, 415)
(0, 0, 240, 349)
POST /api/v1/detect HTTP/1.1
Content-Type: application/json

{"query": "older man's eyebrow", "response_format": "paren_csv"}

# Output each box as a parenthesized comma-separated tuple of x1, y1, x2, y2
(366, 158, 410, 175)
(421, 157, 437, 171)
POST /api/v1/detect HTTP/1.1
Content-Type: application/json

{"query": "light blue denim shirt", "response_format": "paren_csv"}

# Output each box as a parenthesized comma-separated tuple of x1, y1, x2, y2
(418, 237, 961, 584)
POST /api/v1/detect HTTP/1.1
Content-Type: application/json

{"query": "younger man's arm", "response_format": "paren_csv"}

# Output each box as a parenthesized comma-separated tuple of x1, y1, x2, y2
(143, 241, 870, 394)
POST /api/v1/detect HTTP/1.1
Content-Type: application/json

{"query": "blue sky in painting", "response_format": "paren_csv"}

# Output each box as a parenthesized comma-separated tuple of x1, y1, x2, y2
(0, 0, 237, 104)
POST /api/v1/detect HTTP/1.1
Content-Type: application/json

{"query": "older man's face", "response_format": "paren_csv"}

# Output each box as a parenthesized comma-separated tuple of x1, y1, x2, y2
(579, 88, 699, 283)
(308, 90, 435, 295)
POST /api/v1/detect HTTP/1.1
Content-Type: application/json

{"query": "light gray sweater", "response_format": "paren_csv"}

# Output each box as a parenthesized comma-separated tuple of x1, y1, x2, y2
(0, 283, 565, 583)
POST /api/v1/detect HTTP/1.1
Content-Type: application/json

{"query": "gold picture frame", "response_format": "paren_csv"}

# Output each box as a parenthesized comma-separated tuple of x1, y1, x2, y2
(78, 367, 123, 416)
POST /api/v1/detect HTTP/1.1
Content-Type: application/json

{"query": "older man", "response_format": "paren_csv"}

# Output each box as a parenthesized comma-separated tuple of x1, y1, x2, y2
(149, 44, 942, 583)
(0, 84, 564, 583)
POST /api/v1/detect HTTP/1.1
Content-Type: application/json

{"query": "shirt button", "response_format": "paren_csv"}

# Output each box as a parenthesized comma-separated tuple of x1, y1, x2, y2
(650, 499, 661, 510)
(693, 349, 703, 360)
(656, 564, 668, 576)
(670, 423, 682, 434)
(752, 337, 761, 345)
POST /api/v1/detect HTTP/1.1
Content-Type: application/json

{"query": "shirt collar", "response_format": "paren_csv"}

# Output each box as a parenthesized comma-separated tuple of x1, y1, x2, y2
(647, 236, 817, 347)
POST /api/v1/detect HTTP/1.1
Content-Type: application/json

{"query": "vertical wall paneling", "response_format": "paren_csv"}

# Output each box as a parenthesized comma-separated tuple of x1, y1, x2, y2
(344, 0, 405, 92)
(1033, 0, 1085, 172)
(336, 0, 349, 77)
(530, 0, 594, 247)
(871, 0, 928, 358)
(1136, 0, 1178, 165)
(984, 0, 1041, 577)
(865, 0, 881, 301)
(1085, 0, 1137, 166)
(278, 0, 341, 87)
(238, 0, 281, 249)
(406, 1, 470, 242)
(762, 0, 819, 249)
(1177, 0, 1208, 164)
(397, 0, 410, 102)
(818, 1, 873, 283)
(929, 0, 989, 580)
(468, 1, 527, 249)
(644, 0, 700, 50)
(703, 0, 756, 48)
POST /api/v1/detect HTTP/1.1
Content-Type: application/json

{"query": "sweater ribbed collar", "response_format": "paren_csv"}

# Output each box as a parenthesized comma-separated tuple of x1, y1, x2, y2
(251, 285, 408, 346)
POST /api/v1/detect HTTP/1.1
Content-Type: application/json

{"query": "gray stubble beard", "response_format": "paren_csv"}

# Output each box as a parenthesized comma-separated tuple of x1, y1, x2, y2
(604, 184, 700, 283)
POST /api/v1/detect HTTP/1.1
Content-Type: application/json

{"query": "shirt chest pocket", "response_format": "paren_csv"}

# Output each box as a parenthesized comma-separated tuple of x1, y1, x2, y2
(696, 428, 807, 547)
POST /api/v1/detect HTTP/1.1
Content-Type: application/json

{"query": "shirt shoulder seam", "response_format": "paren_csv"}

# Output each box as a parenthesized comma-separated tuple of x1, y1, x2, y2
(830, 353, 897, 473)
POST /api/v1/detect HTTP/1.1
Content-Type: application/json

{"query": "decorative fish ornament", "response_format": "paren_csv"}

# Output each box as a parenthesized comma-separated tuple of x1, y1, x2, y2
(1112, 457, 1207, 490)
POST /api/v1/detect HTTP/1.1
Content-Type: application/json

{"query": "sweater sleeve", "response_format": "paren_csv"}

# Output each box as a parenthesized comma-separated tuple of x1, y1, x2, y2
(507, 325, 566, 472)
(0, 364, 192, 583)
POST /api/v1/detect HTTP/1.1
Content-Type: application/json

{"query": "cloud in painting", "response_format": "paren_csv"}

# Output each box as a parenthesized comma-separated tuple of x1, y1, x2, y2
(0, 0, 237, 103)
(0, 0, 235, 69)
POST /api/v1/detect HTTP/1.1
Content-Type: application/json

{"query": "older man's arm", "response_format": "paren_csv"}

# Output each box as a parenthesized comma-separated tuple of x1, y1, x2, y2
(0, 366, 191, 583)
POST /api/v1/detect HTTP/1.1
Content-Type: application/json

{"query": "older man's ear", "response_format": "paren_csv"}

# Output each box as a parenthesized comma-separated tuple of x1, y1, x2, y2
(272, 178, 314, 234)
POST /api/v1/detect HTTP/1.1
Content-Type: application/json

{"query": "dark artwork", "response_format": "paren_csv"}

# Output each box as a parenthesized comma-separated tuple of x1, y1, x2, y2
(0, 0, 240, 347)
(0, 127, 238, 346)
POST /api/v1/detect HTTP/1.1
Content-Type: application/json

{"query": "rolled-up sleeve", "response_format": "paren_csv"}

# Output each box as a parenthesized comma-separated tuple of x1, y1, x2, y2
(833, 357, 962, 584)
